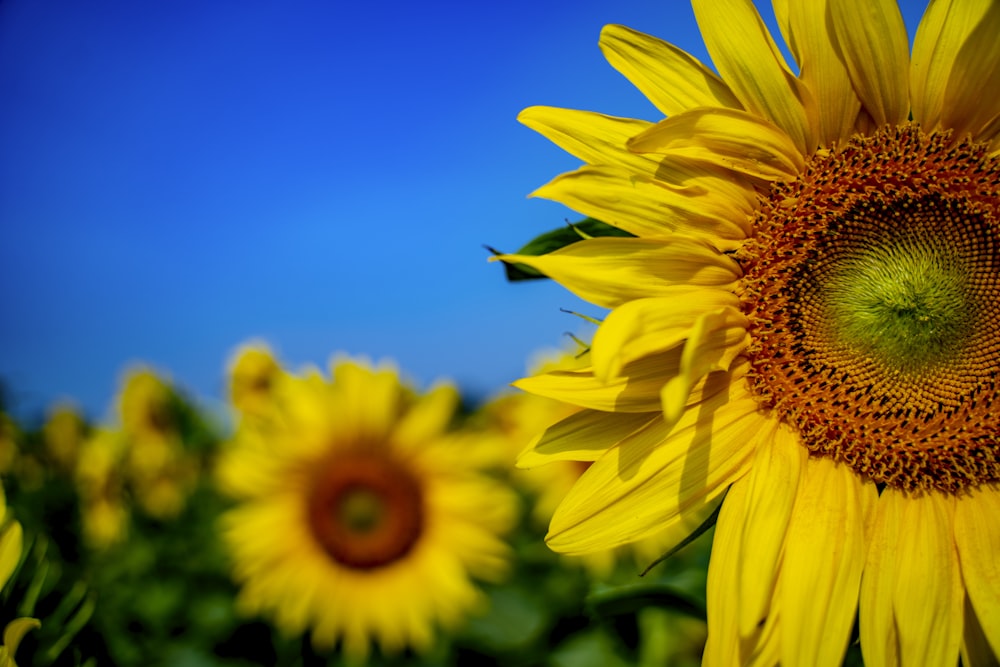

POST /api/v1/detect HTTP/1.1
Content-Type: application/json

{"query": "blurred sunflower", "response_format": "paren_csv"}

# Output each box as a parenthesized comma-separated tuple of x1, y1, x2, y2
(41, 402, 87, 475)
(504, 1, 1000, 665)
(217, 354, 517, 661)
(75, 428, 130, 549)
(117, 368, 198, 519)
(226, 342, 285, 423)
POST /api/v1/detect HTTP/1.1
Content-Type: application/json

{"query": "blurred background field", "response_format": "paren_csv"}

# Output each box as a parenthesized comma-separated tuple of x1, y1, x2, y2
(0, 354, 714, 666)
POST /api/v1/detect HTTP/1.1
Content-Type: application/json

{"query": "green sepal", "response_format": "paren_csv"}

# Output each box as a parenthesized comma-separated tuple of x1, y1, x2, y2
(640, 487, 727, 577)
(488, 218, 634, 281)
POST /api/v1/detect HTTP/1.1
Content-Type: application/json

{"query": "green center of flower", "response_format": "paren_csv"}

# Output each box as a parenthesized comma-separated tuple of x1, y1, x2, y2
(307, 452, 423, 570)
(740, 126, 1000, 494)
(825, 235, 971, 374)
(336, 487, 385, 534)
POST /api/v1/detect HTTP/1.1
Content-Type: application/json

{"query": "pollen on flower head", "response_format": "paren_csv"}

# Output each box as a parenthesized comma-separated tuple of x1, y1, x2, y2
(740, 126, 1000, 494)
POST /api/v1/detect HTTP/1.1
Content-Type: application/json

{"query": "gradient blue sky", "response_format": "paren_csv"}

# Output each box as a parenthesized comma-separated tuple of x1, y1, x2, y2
(0, 0, 928, 421)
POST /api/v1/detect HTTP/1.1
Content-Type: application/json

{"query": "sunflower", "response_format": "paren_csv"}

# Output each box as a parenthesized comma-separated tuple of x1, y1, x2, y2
(217, 353, 517, 661)
(117, 368, 197, 519)
(42, 402, 86, 475)
(75, 428, 130, 549)
(503, 1, 1000, 665)
(226, 342, 286, 423)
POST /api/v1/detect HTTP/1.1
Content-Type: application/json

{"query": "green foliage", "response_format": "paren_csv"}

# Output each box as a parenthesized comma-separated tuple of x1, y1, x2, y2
(488, 218, 634, 281)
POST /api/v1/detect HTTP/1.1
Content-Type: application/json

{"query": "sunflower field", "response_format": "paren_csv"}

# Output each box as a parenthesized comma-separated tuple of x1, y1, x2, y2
(0, 345, 714, 667)
(3, 0, 1000, 665)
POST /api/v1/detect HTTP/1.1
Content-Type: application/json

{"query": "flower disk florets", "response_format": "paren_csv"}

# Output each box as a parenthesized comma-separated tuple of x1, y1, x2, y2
(740, 125, 1000, 493)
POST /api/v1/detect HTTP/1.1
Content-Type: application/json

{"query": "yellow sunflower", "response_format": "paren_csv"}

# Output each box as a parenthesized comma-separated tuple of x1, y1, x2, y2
(503, 1, 1000, 665)
(226, 341, 286, 423)
(217, 354, 517, 661)
(74, 428, 130, 549)
(42, 402, 86, 475)
(117, 368, 197, 519)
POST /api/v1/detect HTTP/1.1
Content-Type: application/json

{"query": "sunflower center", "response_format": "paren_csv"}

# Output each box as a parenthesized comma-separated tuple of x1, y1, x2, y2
(307, 452, 423, 569)
(739, 125, 1000, 493)
(822, 204, 973, 373)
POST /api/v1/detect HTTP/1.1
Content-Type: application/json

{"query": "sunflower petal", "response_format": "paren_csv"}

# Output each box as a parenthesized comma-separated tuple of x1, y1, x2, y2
(661, 307, 749, 427)
(599, 24, 742, 117)
(961, 594, 999, 667)
(392, 383, 458, 449)
(546, 384, 766, 553)
(494, 236, 742, 309)
(628, 108, 804, 181)
(860, 490, 963, 667)
(530, 166, 750, 248)
(941, 5, 1000, 141)
(518, 106, 657, 174)
(516, 409, 658, 467)
(0, 521, 22, 590)
(691, 0, 815, 154)
(780, 458, 877, 667)
(732, 425, 805, 636)
(590, 290, 740, 382)
(829, 0, 909, 127)
(776, 0, 861, 145)
(513, 351, 676, 414)
(954, 484, 1000, 659)
(2, 617, 40, 660)
(704, 463, 770, 665)
(911, 0, 981, 130)
(912, 0, 1000, 141)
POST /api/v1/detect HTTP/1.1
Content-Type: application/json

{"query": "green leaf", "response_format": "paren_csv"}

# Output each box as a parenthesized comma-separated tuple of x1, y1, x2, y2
(489, 218, 635, 282)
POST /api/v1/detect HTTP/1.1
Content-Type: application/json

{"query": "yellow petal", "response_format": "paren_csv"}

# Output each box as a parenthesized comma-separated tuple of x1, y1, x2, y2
(829, 0, 910, 127)
(961, 593, 998, 667)
(599, 24, 742, 116)
(704, 467, 768, 666)
(329, 359, 402, 442)
(590, 289, 740, 382)
(940, 4, 1000, 141)
(860, 489, 964, 667)
(776, 0, 862, 145)
(628, 107, 805, 182)
(912, 0, 1000, 141)
(518, 106, 658, 174)
(1, 617, 40, 662)
(546, 391, 766, 553)
(391, 382, 458, 449)
(516, 409, 658, 468)
(691, 0, 815, 154)
(779, 458, 877, 667)
(530, 165, 750, 249)
(660, 307, 748, 427)
(495, 236, 742, 309)
(0, 521, 21, 590)
(911, 0, 980, 130)
(733, 425, 806, 637)
(513, 351, 677, 413)
(954, 484, 1000, 659)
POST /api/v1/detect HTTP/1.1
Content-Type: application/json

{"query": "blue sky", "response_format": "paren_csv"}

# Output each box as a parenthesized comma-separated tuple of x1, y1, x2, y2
(0, 0, 928, 421)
